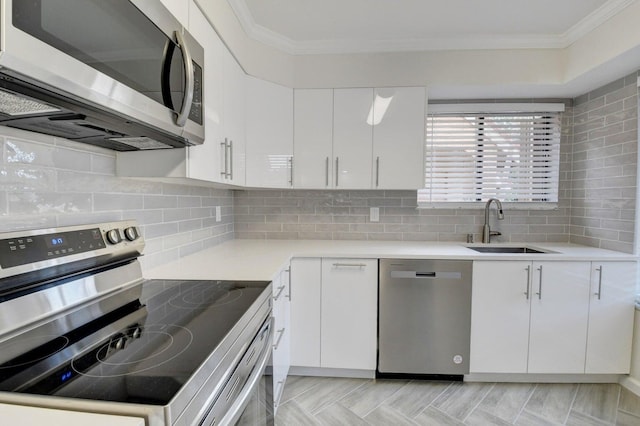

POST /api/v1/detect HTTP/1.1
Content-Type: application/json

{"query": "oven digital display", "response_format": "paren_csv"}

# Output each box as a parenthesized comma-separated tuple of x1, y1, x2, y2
(46, 236, 67, 248)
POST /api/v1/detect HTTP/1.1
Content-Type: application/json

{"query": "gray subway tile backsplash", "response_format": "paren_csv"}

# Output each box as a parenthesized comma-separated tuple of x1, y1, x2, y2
(0, 127, 234, 271)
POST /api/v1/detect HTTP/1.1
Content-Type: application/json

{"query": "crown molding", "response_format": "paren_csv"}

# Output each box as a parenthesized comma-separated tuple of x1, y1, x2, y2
(227, 0, 637, 55)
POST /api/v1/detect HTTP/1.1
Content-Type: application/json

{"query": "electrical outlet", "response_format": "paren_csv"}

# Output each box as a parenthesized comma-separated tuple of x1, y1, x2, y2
(370, 207, 379, 222)
(215, 206, 222, 222)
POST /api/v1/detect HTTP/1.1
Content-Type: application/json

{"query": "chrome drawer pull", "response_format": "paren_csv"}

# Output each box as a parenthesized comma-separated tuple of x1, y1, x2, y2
(273, 285, 286, 301)
(333, 263, 366, 268)
(273, 328, 286, 350)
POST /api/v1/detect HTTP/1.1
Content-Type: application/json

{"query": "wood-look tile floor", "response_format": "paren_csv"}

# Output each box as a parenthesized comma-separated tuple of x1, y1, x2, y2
(275, 376, 640, 425)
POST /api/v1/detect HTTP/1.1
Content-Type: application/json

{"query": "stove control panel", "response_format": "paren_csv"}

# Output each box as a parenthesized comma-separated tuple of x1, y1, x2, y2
(0, 222, 142, 269)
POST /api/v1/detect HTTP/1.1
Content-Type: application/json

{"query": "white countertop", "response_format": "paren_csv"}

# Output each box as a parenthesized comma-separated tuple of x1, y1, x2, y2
(146, 239, 637, 281)
(0, 404, 144, 426)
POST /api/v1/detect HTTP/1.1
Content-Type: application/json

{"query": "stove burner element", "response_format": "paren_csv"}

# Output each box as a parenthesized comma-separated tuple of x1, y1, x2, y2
(71, 324, 193, 378)
(0, 335, 70, 370)
(168, 282, 244, 310)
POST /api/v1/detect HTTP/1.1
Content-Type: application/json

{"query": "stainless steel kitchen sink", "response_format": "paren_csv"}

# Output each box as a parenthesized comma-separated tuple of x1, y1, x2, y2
(467, 246, 548, 254)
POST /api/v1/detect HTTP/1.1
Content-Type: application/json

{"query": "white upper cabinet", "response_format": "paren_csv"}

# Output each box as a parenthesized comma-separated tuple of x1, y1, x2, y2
(185, 1, 224, 183)
(220, 48, 246, 186)
(333, 88, 374, 189)
(292, 87, 426, 190)
(160, 0, 189, 27)
(293, 89, 334, 189)
(245, 76, 294, 188)
(372, 87, 426, 189)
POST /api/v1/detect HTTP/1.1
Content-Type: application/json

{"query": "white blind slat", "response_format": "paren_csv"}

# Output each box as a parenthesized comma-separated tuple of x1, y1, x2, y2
(419, 111, 561, 204)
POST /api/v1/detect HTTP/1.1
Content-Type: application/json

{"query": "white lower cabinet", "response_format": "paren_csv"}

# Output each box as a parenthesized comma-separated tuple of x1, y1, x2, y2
(470, 260, 636, 375)
(289, 258, 322, 367)
(585, 261, 637, 374)
(470, 261, 531, 373)
(527, 262, 591, 374)
(289, 258, 378, 371)
(271, 263, 291, 411)
(320, 258, 378, 370)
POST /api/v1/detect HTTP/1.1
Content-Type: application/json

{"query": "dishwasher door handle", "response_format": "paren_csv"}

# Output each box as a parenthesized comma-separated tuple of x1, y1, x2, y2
(390, 271, 462, 279)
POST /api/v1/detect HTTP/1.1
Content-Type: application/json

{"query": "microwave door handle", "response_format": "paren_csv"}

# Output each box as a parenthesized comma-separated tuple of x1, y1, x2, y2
(160, 40, 176, 111)
(174, 30, 194, 127)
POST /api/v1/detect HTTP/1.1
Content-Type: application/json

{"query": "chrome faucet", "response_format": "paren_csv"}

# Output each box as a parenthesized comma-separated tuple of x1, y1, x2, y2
(482, 198, 504, 243)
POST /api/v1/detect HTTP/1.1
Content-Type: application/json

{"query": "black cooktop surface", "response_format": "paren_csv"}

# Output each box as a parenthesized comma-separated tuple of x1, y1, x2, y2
(0, 279, 270, 405)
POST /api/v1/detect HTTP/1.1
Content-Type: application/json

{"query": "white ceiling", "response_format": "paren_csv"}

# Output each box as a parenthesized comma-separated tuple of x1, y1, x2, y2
(228, 0, 635, 54)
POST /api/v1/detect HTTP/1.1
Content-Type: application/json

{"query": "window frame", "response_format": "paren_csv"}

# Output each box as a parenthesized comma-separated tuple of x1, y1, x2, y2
(418, 103, 565, 210)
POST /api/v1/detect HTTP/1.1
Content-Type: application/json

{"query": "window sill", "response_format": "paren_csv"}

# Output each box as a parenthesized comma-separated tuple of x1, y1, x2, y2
(416, 202, 560, 210)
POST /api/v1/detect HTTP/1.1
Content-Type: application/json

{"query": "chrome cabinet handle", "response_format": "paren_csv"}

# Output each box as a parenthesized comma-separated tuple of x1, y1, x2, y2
(375, 156, 380, 187)
(333, 263, 366, 268)
(288, 156, 293, 186)
(335, 157, 339, 187)
(325, 156, 329, 187)
(536, 265, 543, 300)
(524, 265, 531, 299)
(174, 30, 194, 127)
(595, 266, 603, 300)
(229, 140, 234, 180)
(220, 139, 228, 177)
(273, 285, 285, 302)
(272, 328, 285, 350)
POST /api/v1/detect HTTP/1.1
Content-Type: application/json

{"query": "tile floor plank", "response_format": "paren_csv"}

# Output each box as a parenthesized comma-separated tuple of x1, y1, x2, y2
(339, 379, 409, 417)
(571, 384, 620, 424)
(565, 410, 613, 425)
(383, 380, 452, 418)
(315, 402, 371, 426)
(364, 404, 420, 426)
(524, 383, 579, 424)
(275, 399, 321, 426)
(431, 381, 493, 421)
(477, 383, 537, 423)
(413, 406, 465, 426)
(294, 377, 367, 415)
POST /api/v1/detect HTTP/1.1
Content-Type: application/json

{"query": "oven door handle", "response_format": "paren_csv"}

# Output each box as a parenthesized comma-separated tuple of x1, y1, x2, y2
(219, 317, 274, 425)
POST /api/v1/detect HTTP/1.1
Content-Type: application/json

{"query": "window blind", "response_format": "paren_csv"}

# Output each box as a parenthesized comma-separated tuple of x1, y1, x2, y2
(419, 111, 561, 204)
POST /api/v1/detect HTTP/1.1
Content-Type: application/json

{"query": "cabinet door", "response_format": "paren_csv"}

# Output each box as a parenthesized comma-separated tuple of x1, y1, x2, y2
(185, 2, 224, 183)
(470, 261, 531, 373)
(293, 89, 334, 188)
(245, 76, 293, 188)
(289, 258, 321, 367)
(320, 259, 378, 370)
(160, 0, 188, 27)
(372, 87, 426, 189)
(221, 49, 246, 185)
(586, 261, 637, 373)
(333, 89, 374, 189)
(528, 262, 591, 374)
(272, 265, 291, 410)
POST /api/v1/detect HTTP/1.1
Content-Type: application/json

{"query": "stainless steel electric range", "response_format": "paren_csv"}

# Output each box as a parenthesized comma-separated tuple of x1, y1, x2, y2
(0, 220, 274, 426)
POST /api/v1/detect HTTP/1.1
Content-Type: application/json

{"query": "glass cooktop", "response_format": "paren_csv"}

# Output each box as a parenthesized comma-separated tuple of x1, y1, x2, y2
(0, 279, 270, 405)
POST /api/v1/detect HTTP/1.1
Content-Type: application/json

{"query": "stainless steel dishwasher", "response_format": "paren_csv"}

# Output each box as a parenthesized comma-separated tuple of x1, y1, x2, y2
(378, 259, 472, 378)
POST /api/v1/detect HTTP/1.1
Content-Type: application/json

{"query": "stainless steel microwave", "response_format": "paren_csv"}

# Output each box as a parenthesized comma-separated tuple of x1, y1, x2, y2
(0, 0, 204, 150)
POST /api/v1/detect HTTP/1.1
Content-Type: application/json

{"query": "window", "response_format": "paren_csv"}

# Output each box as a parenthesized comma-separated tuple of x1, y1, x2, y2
(418, 103, 563, 207)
